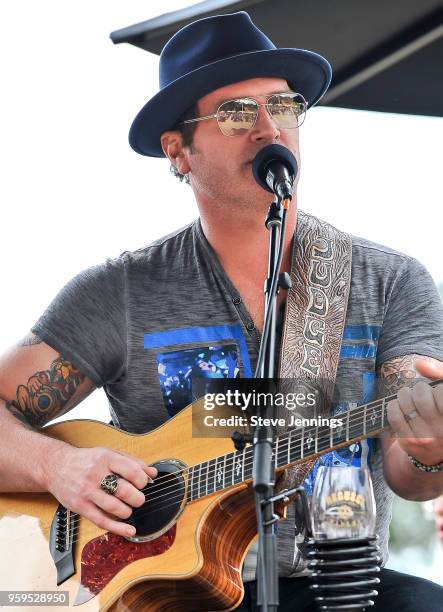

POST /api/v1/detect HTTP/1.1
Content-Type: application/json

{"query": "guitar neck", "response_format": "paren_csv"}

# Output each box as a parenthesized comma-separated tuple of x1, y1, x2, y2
(187, 378, 443, 501)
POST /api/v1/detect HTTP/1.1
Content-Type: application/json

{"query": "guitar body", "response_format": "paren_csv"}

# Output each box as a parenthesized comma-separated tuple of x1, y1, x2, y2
(1, 373, 425, 610)
(0, 406, 258, 611)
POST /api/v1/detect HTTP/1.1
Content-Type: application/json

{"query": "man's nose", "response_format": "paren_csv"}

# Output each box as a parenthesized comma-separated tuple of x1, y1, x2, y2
(249, 106, 280, 143)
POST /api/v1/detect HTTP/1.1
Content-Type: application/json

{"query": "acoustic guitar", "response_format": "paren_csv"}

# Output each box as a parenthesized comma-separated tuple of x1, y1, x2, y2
(1, 383, 437, 611)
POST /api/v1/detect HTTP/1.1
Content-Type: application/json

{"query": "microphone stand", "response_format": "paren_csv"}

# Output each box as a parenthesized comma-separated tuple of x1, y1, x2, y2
(253, 196, 291, 612)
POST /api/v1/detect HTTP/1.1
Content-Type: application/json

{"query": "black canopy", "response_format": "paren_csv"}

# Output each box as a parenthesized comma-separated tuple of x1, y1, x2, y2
(111, 0, 443, 117)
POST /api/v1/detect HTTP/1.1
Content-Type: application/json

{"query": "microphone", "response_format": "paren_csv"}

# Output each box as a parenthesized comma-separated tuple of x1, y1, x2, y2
(252, 144, 298, 201)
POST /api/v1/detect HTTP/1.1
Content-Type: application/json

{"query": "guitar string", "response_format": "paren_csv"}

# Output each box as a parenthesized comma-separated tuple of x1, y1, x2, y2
(74, 379, 441, 496)
(70, 395, 387, 498)
(139, 398, 389, 495)
(137, 399, 388, 500)
(65, 409, 407, 547)
(61, 379, 443, 544)
(140, 404, 388, 507)
(65, 412, 387, 546)
(91, 414, 383, 519)
(98, 403, 389, 516)
(138, 372, 442, 495)
(64, 404, 389, 544)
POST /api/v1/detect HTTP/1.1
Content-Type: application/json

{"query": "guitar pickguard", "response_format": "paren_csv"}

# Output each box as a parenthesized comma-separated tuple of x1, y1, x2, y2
(76, 525, 176, 604)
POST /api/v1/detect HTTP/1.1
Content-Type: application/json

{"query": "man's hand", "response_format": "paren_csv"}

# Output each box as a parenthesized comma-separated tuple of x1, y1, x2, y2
(386, 357, 443, 466)
(44, 445, 158, 538)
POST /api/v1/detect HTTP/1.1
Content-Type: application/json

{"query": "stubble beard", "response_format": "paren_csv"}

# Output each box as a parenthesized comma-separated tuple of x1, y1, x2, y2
(189, 154, 272, 213)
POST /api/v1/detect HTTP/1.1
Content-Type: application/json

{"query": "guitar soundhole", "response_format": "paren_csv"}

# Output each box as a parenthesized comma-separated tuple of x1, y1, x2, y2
(126, 459, 187, 541)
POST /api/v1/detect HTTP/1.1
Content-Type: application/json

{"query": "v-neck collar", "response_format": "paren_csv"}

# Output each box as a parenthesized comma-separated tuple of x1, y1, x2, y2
(194, 214, 303, 352)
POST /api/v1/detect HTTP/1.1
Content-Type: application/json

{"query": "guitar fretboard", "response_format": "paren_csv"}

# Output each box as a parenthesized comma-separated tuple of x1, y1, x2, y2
(186, 378, 443, 501)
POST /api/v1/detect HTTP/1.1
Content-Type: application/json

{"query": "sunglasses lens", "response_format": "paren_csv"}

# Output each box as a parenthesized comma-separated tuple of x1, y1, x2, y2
(266, 93, 307, 128)
(216, 98, 258, 136)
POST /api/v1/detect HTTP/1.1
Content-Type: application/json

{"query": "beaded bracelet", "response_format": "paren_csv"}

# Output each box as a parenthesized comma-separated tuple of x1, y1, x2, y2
(408, 454, 443, 473)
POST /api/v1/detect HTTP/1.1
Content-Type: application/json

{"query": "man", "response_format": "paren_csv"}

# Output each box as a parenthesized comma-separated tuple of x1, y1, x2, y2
(1, 11, 443, 611)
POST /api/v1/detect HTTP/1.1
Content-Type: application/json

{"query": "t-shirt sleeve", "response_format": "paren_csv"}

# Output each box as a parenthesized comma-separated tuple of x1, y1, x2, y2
(376, 256, 443, 367)
(31, 258, 126, 387)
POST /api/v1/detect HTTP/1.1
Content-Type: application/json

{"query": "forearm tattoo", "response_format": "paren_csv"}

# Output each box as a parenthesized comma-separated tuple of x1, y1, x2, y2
(376, 354, 436, 395)
(5, 357, 85, 428)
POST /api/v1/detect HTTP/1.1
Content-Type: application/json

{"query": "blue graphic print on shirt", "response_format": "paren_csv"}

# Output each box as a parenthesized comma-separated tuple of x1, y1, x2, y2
(303, 325, 380, 494)
(144, 324, 250, 417)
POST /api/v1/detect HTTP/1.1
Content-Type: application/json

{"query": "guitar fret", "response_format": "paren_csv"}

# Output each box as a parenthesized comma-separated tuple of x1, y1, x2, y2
(244, 448, 253, 481)
(231, 453, 235, 486)
(200, 461, 208, 498)
(274, 438, 279, 470)
(287, 430, 291, 465)
(332, 415, 347, 447)
(204, 461, 208, 497)
(304, 428, 315, 455)
(196, 464, 202, 499)
(317, 427, 331, 453)
(189, 466, 194, 501)
(363, 403, 368, 436)
(223, 452, 233, 486)
(290, 432, 299, 464)
(242, 448, 246, 481)
(349, 408, 369, 439)
(208, 459, 217, 494)
(203, 461, 209, 497)
(213, 457, 218, 492)
(347, 409, 358, 438)
(233, 451, 243, 485)
(223, 455, 227, 489)
(214, 457, 224, 491)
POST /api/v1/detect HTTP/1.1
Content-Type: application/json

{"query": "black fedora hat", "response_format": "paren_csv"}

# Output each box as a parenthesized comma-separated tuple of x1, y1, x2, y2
(129, 11, 332, 158)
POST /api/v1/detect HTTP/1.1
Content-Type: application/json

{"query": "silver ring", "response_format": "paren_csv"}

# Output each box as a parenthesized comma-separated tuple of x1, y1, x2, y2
(100, 473, 120, 495)
(404, 409, 419, 423)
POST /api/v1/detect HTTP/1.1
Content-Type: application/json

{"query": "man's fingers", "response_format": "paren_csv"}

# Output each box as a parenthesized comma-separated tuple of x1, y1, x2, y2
(90, 490, 133, 519)
(142, 464, 157, 482)
(79, 501, 136, 538)
(109, 449, 157, 483)
(396, 387, 416, 416)
(387, 399, 413, 437)
(113, 478, 146, 508)
(396, 386, 428, 437)
(433, 384, 443, 416)
(108, 455, 151, 489)
(415, 357, 443, 379)
(410, 381, 439, 423)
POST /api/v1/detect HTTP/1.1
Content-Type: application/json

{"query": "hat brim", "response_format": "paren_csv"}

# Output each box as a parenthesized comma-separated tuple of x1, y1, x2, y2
(129, 48, 332, 157)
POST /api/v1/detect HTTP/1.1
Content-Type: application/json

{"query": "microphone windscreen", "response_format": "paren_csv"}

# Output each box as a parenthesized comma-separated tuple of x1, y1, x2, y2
(252, 144, 298, 194)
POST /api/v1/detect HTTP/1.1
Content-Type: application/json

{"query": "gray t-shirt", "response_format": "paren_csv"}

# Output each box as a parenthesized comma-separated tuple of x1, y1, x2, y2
(32, 212, 443, 578)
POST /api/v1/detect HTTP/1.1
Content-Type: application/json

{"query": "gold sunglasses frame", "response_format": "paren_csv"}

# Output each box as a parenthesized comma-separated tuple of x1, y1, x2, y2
(181, 91, 307, 136)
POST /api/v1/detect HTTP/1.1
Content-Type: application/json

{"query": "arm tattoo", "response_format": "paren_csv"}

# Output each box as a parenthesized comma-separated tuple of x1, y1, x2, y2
(5, 357, 86, 428)
(376, 354, 437, 395)
(5, 401, 33, 429)
(18, 333, 43, 347)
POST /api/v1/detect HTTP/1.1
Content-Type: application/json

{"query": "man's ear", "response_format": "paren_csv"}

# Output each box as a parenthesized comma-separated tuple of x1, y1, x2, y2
(161, 131, 191, 175)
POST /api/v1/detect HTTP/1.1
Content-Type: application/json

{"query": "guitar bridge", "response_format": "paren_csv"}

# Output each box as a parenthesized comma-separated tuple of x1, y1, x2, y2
(49, 504, 77, 585)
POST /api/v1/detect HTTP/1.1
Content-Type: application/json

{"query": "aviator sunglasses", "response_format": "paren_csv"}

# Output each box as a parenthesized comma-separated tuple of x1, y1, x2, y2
(181, 91, 307, 137)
